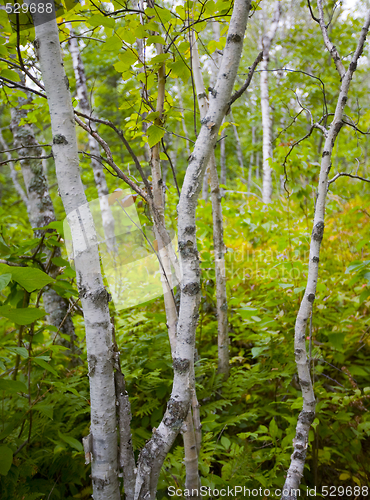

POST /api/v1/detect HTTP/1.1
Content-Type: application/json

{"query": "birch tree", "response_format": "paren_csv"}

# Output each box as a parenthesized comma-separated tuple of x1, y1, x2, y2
(189, 30, 229, 377)
(30, 5, 120, 499)
(67, 23, 116, 251)
(27, 1, 252, 499)
(8, 87, 76, 349)
(133, 1, 252, 495)
(260, 1, 281, 203)
(282, 4, 370, 498)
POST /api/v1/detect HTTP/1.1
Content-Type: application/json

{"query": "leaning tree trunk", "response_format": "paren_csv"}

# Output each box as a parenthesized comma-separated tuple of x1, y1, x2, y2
(190, 30, 229, 378)
(282, 5, 370, 498)
(67, 23, 115, 251)
(9, 89, 76, 349)
(31, 5, 121, 499)
(132, 1, 251, 498)
(260, 1, 281, 204)
(142, 2, 201, 492)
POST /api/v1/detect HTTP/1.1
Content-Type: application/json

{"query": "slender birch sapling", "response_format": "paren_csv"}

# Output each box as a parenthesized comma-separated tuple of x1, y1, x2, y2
(282, 5, 370, 498)
(189, 29, 229, 378)
(260, 1, 281, 204)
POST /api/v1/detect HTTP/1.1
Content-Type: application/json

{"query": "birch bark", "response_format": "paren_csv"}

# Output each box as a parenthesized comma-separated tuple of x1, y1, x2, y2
(67, 23, 116, 252)
(189, 30, 229, 377)
(31, 5, 121, 499)
(282, 7, 370, 498)
(141, 2, 201, 492)
(230, 109, 245, 179)
(133, 1, 251, 497)
(9, 92, 76, 348)
(0, 130, 29, 209)
(260, 1, 281, 204)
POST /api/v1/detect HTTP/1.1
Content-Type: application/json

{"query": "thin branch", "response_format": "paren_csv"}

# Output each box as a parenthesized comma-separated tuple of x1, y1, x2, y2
(74, 110, 152, 197)
(161, 138, 180, 196)
(0, 143, 52, 154)
(317, 0, 346, 79)
(0, 154, 53, 167)
(0, 259, 26, 267)
(228, 50, 263, 107)
(281, 126, 315, 194)
(307, 0, 320, 23)
(74, 115, 149, 201)
(15, 14, 45, 91)
(255, 67, 328, 118)
(328, 172, 370, 185)
(0, 76, 47, 99)
(273, 109, 305, 145)
(343, 120, 370, 135)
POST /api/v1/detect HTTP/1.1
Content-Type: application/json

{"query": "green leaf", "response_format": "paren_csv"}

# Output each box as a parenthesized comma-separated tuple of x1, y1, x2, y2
(33, 358, 59, 377)
(146, 35, 166, 45)
(0, 264, 54, 292)
(0, 446, 13, 475)
(0, 68, 21, 82)
(87, 14, 115, 28)
(0, 306, 46, 325)
(58, 431, 83, 452)
(269, 418, 279, 439)
(34, 403, 54, 419)
(12, 268, 54, 292)
(102, 36, 122, 53)
(150, 53, 170, 65)
(4, 346, 28, 358)
(0, 273, 11, 291)
(0, 379, 27, 393)
(147, 125, 165, 148)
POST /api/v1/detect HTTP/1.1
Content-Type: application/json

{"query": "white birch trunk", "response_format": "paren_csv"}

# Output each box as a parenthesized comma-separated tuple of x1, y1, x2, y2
(146, 10, 201, 493)
(0, 130, 29, 209)
(9, 93, 76, 348)
(133, 2, 251, 497)
(31, 5, 121, 499)
(282, 9, 370, 498)
(190, 30, 229, 378)
(248, 126, 255, 188)
(260, 1, 281, 204)
(230, 109, 244, 178)
(67, 23, 116, 252)
(178, 89, 191, 159)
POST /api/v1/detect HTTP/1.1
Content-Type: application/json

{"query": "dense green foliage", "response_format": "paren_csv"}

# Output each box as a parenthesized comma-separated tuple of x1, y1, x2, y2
(0, 0, 370, 498)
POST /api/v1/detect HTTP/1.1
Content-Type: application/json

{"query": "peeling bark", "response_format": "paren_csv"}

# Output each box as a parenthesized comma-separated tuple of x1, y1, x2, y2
(31, 7, 120, 499)
(282, 8, 370, 498)
(260, 1, 281, 204)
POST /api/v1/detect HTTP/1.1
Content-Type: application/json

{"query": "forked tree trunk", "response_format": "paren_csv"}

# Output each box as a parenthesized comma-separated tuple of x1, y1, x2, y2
(31, 6, 121, 499)
(260, 1, 281, 204)
(9, 91, 76, 348)
(67, 24, 115, 251)
(133, 2, 251, 497)
(145, 3, 201, 492)
(282, 6, 370, 498)
(190, 30, 229, 378)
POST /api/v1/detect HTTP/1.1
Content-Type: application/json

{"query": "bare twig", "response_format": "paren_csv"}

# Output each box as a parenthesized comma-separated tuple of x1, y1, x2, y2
(317, 0, 345, 79)
(328, 172, 370, 185)
(228, 51, 263, 107)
